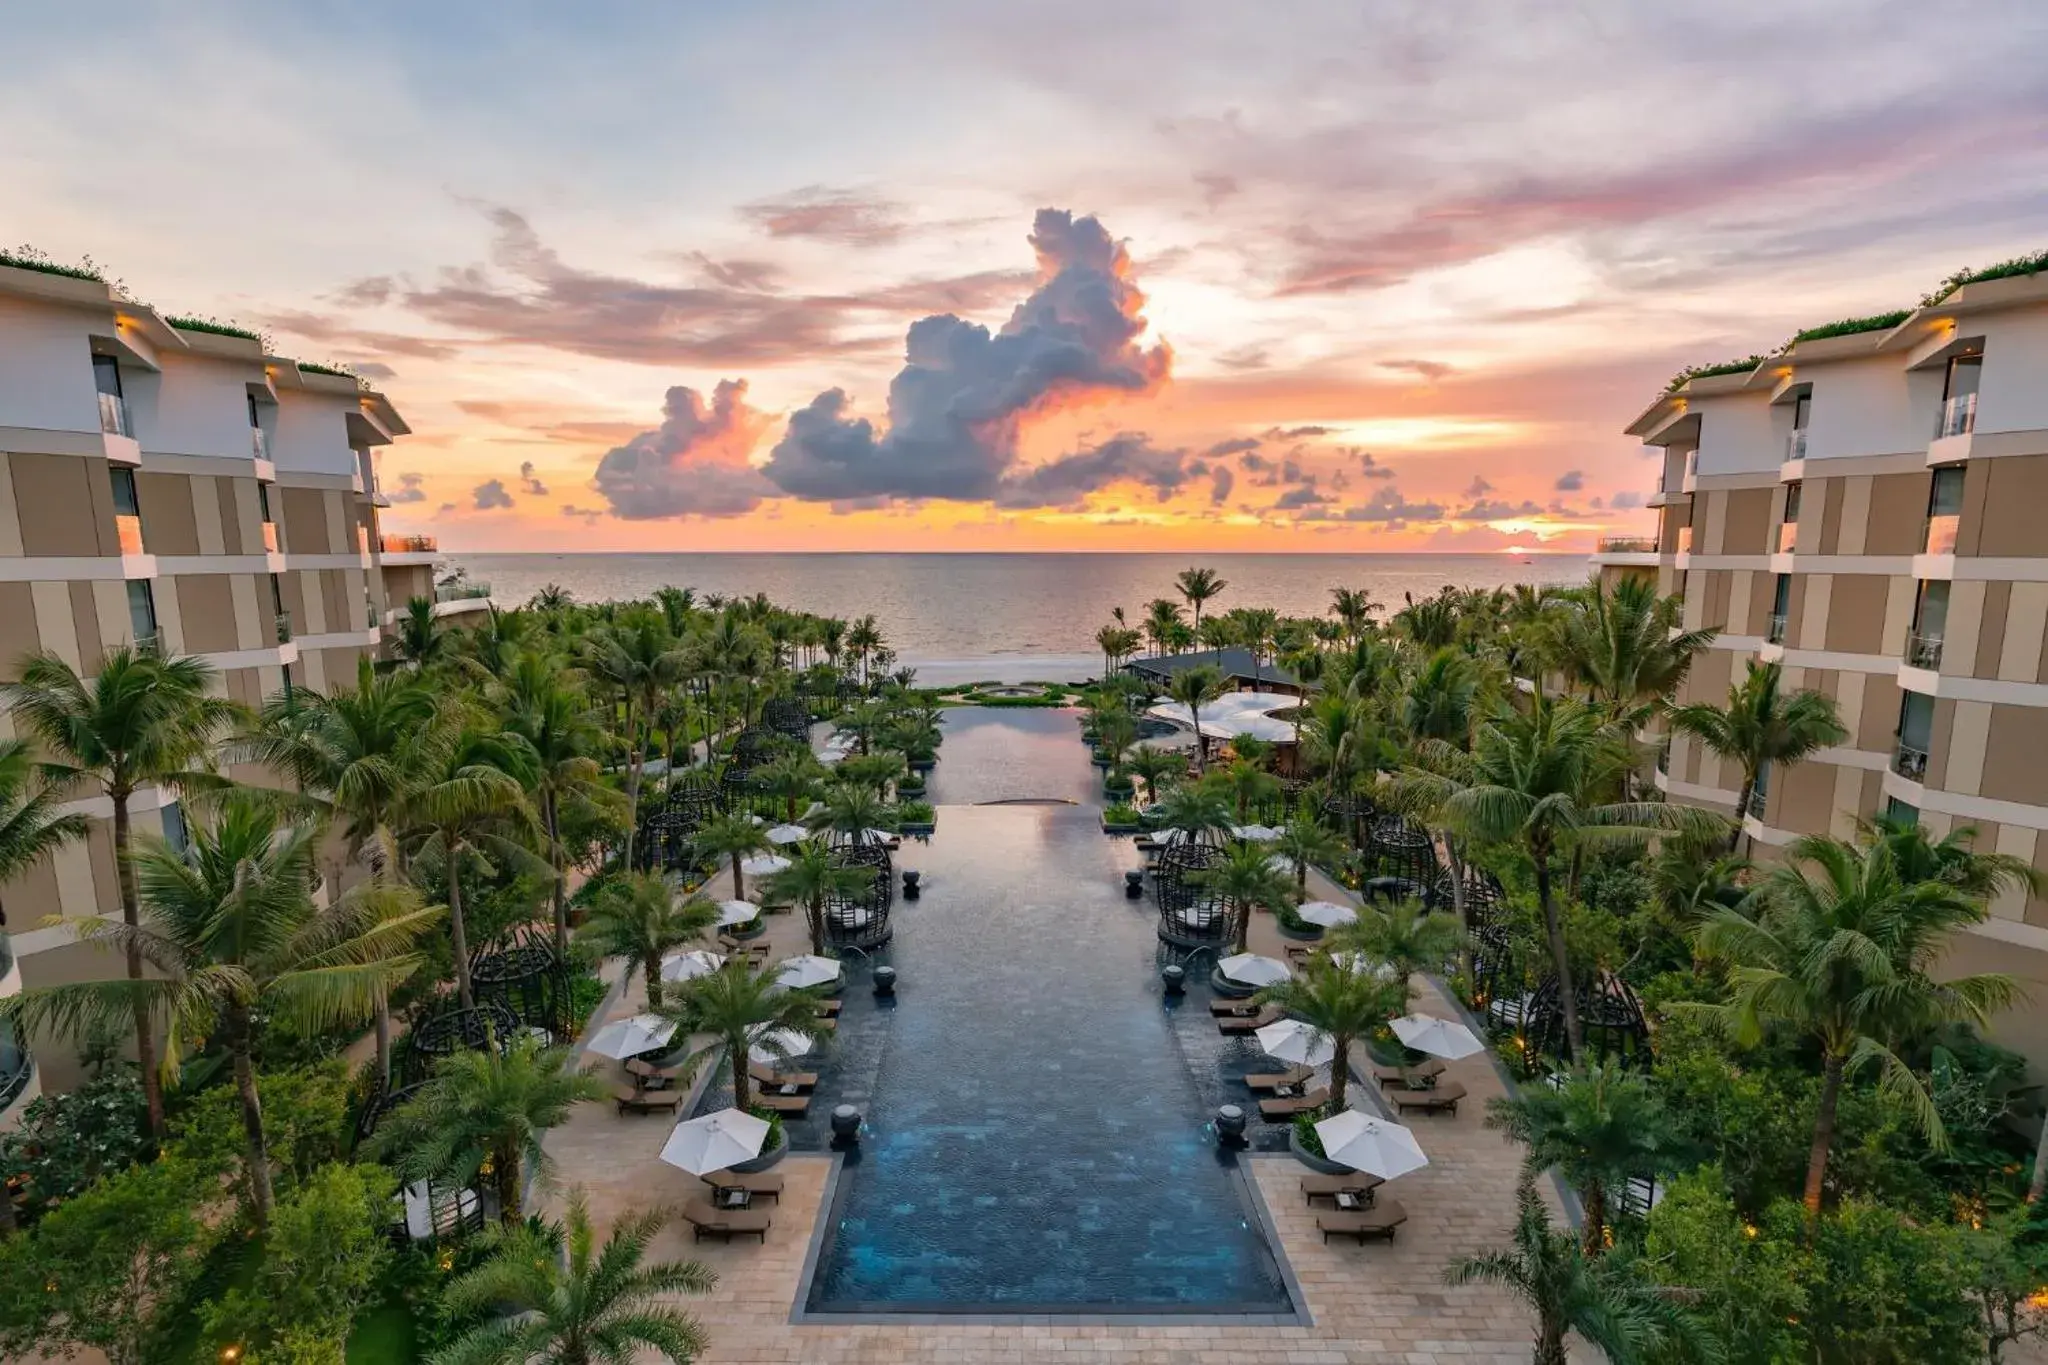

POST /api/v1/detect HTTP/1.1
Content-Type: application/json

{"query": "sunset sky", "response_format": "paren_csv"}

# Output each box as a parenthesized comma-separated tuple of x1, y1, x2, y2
(8, 1, 2048, 552)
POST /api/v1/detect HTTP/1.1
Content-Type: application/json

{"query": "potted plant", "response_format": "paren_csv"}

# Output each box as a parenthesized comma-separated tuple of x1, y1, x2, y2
(1288, 1111, 1356, 1175)
(896, 800, 936, 835)
(1101, 803, 1143, 834)
(1274, 900, 1324, 942)
(731, 1108, 788, 1173)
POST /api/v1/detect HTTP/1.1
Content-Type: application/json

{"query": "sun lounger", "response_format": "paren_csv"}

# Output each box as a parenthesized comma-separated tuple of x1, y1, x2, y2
(1210, 997, 1262, 1016)
(755, 1093, 810, 1117)
(1317, 1199, 1408, 1244)
(612, 1085, 685, 1116)
(681, 1197, 773, 1243)
(1372, 1058, 1446, 1090)
(717, 936, 771, 957)
(699, 1169, 784, 1204)
(1284, 945, 1314, 966)
(1390, 1080, 1468, 1116)
(1242, 1064, 1314, 1092)
(747, 1062, 818, 1091)
(1257, 1087, 1329, 1119)
(1299, 1172, 1385, 1206)
(625, 1057, 686, 1088)
(817, 999, 843, 1016)
(1218, 1006, 1283, 1035)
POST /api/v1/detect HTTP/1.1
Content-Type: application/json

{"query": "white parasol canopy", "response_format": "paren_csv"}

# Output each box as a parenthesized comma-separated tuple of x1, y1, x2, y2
(584, 1012, 676, 1060)
(765, 823, 810, 845)
(746, 1025, 814, 1065)
(1314, 1109, 1430, 1180)
(774, 954, 842, 990)
(715, 899, 762, 928)
(1218, 952, 1291, 988)
(1296, 900, 1358, 928)
(1233, 823, 1281, 842)
(659, 1107, 771, 1176)
(1331, 951, 1398, 980)
(660, 949, 725, 983)
(1390, 1013, 1485, 1060)
(740, 853, 791, 877)
(1254, 1017, 1335, 1068)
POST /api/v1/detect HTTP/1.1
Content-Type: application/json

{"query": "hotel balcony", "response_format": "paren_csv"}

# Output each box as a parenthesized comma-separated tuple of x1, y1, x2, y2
(1892, 742, 1930, 783)
(378, 533, 439, 566)
(1591, 535, 1661, 572)
(1906, 631, 1944, 671)
(261, 519, 280, 553)
(1937, 391, 1977, 440)
(251, 426, 270, 462)
(1924, 513, 1960, 557)
(1774, 521, 1798, 555)
(1767, 611, 1788, 645)
(435, 579, 492, 604)
(97, 390, 131, 437)
(275, 612, 294, 645)
(115, 512, 144, 556)
(1784, 429, 1807, 463)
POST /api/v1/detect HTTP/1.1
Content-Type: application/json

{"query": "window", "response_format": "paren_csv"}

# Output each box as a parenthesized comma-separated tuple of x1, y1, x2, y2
(1750, 761, 1772, 819)
(159, 801, 188, 857)
(1786, 392, 1811, 462)
(270, 573, 292, 643)
(1768, 574, 1790, 644)
(1924, 465, 1965, 554)
(257, 483, 279, 552)
(247, 395, 270, 460)
(1939, 352, 1981, 438)
(92, 355, 129, 437)
(110, 466, 143, 554)
(1884, 797, 1920, 827)
(1894, 692, 1934, 781)
(1907, 581, 1950, 669)
(1777, 481, 1802, 554)
(125, 579, 158, 648)
(92, 354, 123, 399)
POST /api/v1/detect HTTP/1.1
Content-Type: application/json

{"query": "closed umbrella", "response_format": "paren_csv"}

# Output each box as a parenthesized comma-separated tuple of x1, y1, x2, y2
(740, 853, 791, 877)
(774, 954, 842, 990)
(715, 899, 761, 928)
(660, 949, 725, 983)
(1390, 1013, 1485, 1061)
(746, 1025, 814, 1065)
(1218, 952, 1291, 988)
(1296, 900, 1358, 928)
(1314, 1109, 1429, 1180)
(659, 1107, 771, 1176)
(585, 1013, 676, 1060)
(765, 823, 809, 845)
(1254, 1017, 1335, 1068)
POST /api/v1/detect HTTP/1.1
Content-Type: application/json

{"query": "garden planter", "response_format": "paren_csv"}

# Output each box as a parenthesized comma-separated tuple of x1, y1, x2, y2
(898, 818, 936, 836)
(1289, 1124, 1356, 1175)
(731, 917, 767, 941)
(730, 1124, 788, 1174)
(1275, 919, 1325, 942)
(1101, 816, 1141, 834)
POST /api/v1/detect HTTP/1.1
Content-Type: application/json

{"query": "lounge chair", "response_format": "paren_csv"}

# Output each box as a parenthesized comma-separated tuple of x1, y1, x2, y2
(1257, 1087, 1329, 1119)
(717, 935, 772, 957)
(1218, 1006, 1283, 1035)
(613, 1086, 685, 1116)
(747, 1061, 818, 1091)
(1242, 1064, 1314, 1093)
(1209, 998, 1262, 1017)
(817, 998, 843, 1016)
(681, 1197, 773, 1243)
(1284, 945, 1314, 966)
(1299, 1172, 1384, 1207)
(1390, 1080, 1468, 1116)
(625, 1057, 686, 1088)
(699, 1169, 784, 1204)
(1372, 1058, 1446, 1090)
(755, 1093, 810, 1117)
(1317, 1199, 1408, 1244)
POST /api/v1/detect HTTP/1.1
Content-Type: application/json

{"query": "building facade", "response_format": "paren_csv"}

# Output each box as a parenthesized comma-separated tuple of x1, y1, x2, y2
(1594, 271, 2048, 1066)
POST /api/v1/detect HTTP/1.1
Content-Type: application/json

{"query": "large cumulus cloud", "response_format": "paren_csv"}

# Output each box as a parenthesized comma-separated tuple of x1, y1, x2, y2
(591, 380, 776, 519)
(759, 208, 1171, 502)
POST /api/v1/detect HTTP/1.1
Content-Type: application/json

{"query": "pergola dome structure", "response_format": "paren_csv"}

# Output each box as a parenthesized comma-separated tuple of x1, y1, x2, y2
(824, 836, 893, 950)
(1155, 839, 1229, 949)
(469, 921, 574, 1044)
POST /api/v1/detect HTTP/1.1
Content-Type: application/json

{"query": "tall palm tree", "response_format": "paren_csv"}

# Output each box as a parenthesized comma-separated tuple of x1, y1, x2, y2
(1272, 815, 1343, 895)
(804, 783, 898, 846)
(761, 842, 872, 955)
(1217, 756, 1281, 823)
(392, 596, 447, 670)
(584, 618, 687, 869)
(843, 615, 883, 689)
(1402, 648, 1484, 747)
(1692, 834, 2019, 1215)
(1541, 576, 1712, 715)
(430, 1191, 712, 1365)
(0, 738, 89, 925)
(1331, 900, 1464, 1009)
(756, 750, 825, 822)
(1253, 957, 1402, 1111)
(663, 960, 820, 1113)
(1125, 744, 1186, 807)
(834, 749, 905, 795)
(695, 811, 772, 900)
(1175, 567, 1227, 640)
(1404, 696, 1720, 1060)
(1142, 598, 1185, 656)
(1153, 783, 1235, 846)
(371, 1033, 606, 1227)
(1, 647, 239, 1134)
(1329, 586, 1379, 644)
(1667, 659, 1846, 849)
(0, 797, 437, 1226)
(1446, 1174, 1699, 1365)
(499, 653, 617, 955)
(1195, 839, 1298, 953)
(582, 873, 718, 1011)
(1165, 664, 1225, 773)
(1485, 1063, 1684, 1257)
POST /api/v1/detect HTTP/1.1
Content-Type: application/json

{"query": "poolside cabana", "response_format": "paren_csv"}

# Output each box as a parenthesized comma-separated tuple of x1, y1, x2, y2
(1145, 690, 1304, 775)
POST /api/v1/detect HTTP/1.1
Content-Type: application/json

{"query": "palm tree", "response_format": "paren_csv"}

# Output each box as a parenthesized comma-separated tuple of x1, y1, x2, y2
(1253, 957, 1402, 1111)
(1125, 744, 1186, 807)
(760, 842, 872, 955)
(1542, 575, 1711, 716)
(1236, 607, 1280, 689)
(582, 873, 718, 1011)
(584, 618, 687, 868)
(1446, 1174, 1698, 1365)
(0, 738, 88, 926)
(1329, 586, 1379, 643)
(1165, 664, 1226, 773)
(430, 1190, 712, 1365)
(695, 811, 772, 900)
(371, 1033, 606, 1227)
(1331, 900, 1464, 1009)
(1175, 567, 1227, 640)
(835, 749, 905, 796)
(1, 647, 239, 1134)
(1153, 784, 1235, 846)
(1485, 1063, 1684, 1257)
(663, 960, 820, 1113)
(0, 797, 437, 1227)
(500, 653, 617, 955)
(805, 783, 898, 846)
(1142, 598, 1185, 656)
(1272, 815, 1343, 895)
(1402, 648, 1484, 747)
(1403, 696, 1721, 1061)
(1691, 833, 2019, 1215)
(392, 596, 447, 670)
(756, 750, 825, 822)
(1195, 839, 1298, 953)
(1217, 756, 1281, 823)
(1667, 659, 1846, 849)
(844, 615, 883, 688)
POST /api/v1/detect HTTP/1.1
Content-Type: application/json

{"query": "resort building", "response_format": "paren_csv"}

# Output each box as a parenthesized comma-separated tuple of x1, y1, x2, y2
(0, 260, 460, 1112)
(1124, 647, 1302, 696)
(1594, 270, 2048, 1066)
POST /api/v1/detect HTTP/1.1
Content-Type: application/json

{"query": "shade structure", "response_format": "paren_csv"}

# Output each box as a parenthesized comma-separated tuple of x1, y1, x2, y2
(765, 823, 810, 845)
(1218, 952, 1291, 988)
(1147, 690, 1299, 744)
(1296, 900, 1358, 928)
(1390, 1012, 1485, 1060)
(1254, 1017, 1335, 1068)
(1233, 823, 1281, 842)
(660, 949, 725, 983)
(1331, 951, 1398, 980)
(740, 853, 792, 877)
(746, 1025, 814, 1065)
(659, 1107, 771, 1176)
(774, 954, 842, 990)
(584, 1012, 676, 1060)
(716, 899, 762, 928)
(1314, 1109, 1430, 1180)
(1266, 854, 1296, 876)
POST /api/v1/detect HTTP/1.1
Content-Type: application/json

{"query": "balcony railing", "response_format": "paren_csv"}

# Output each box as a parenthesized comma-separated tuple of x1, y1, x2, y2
(1774, 522, 1798, 554)
(1924, 513, 1960, 556)
(251, 426, 270, 461)
(1677, 525, 1695, 554)
(114, 512, 144, 556)
(380, 533, 438, 554)
(435, 581, 493, 603)
(261, 520, 280, 553)
(1892, 743, 1930, 782)
(98, 391, 131, 437)
(1767, 611, 1788, 644)
(1906, 632, 1944, 670)
(1596, 535, 1659, 553)
(1785, 429, 1807, 462)
(0, 1023, 33, 1114)
(133, 630, 162, 656)
(1749, 785, 1769, 819)
(1937, 391, 1977, 439)
(275, 612, 293, 644)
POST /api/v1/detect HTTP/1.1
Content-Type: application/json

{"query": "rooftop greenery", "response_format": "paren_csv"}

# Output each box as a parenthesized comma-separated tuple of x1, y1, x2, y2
(0, 245, 109, 285)
(1664, 355, 1768, 392)
(294, 360, 369, 389)
(1922, 247, 2048, 306)
(1789, 310, 1911, 344)
(166, 315, 266, 345)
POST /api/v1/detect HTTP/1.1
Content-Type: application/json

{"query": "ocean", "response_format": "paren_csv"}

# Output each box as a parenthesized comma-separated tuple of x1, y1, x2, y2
(446, 552, 1589, 686)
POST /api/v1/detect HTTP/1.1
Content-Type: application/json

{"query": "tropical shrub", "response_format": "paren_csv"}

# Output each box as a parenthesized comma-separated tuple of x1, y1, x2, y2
(0, 1065, 148, 1219)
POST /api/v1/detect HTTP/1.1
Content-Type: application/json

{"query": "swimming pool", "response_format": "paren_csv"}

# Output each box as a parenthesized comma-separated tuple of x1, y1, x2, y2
(801, 711, 1295, 1316)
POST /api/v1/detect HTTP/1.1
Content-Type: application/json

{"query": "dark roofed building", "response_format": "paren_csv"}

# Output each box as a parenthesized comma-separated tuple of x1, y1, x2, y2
(1123, 648, 1302, 695)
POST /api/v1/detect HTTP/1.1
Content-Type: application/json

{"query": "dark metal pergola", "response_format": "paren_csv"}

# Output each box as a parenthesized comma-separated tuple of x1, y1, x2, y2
(762, 696, 812, 746)
(1154, 839, 1230, 949)
(469, 921, 575, 1044)
(637, 783, 723, 873)
(824, 837, 894, 950)
(1525, 972, 1653, 1069)
(402, 1000, 521, 1087)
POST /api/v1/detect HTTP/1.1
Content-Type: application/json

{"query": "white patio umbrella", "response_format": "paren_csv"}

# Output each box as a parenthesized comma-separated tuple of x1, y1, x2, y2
(1314, 1109, 1430, 1180)
(1331, 951, 1398, 980)
(1296, 900, 1358, 928)
(746, 1026, 814, 1065)
(1218, 952, 1291, 988)
(1390, 1012, 1486, 1060)
(716, 898, 762, 928)
(659, 1107, 771, 1176)
(1265, 854, 1296, 875)
(765, 823, 810, 845)
(1233, 823, 1281, 842)
(660, 949, 725, 983)
(740, 853, 791, 877)
(1254, 1017, 1335, 1068)
(584, 1012, 676, 1060)
(774, 954, 842, 990)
